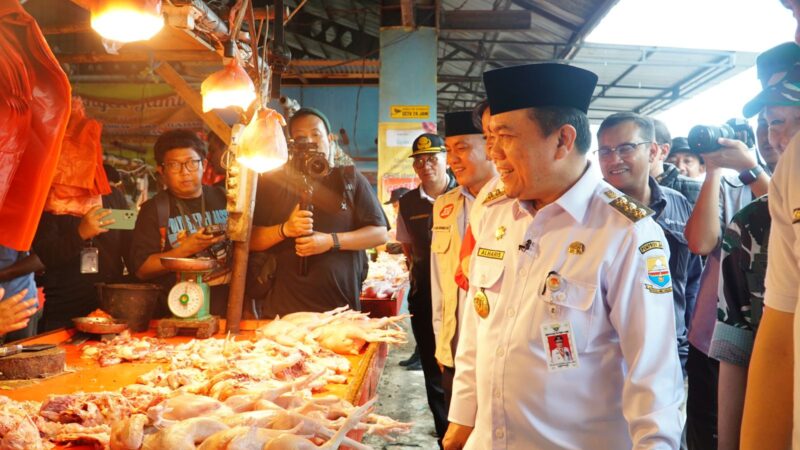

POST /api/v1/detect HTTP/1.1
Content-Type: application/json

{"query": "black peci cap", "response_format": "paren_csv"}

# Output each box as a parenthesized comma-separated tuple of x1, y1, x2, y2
(482, 63, 598, 115)
(444, 111, 481, 137)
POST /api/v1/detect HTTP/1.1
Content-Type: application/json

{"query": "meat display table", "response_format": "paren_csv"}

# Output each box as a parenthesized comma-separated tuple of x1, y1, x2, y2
(4, 319, 388, 448)
(6, 320, 387, 405)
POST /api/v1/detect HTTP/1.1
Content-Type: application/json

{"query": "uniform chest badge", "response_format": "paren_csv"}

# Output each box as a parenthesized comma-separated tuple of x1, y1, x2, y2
(568, 241, 585, 255)
(474, 288, 490, 318)
(495, 226, 506, 240)
(440, 204, 454, 218)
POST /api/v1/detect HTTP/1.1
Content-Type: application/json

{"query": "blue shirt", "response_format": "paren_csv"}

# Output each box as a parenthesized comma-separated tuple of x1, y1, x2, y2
(649, 177, 702, 372)
(0, 245, 37, 306)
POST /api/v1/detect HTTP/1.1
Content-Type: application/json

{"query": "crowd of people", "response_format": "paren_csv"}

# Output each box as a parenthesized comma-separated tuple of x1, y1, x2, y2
(2, 1, 800, 449)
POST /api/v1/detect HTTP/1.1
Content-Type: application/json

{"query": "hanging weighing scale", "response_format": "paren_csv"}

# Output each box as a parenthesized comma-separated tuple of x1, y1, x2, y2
(157, 257, 220, 338)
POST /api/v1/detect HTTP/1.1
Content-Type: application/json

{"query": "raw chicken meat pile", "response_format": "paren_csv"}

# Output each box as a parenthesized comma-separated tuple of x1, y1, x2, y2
(0, 307, 411, 449)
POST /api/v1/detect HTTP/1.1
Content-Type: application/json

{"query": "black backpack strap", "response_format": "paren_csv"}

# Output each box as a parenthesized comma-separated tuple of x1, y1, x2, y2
(154, 190, 171, 252)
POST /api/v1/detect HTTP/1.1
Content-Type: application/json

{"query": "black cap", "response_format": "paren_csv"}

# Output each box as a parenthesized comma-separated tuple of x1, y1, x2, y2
(483, 63, 598, 115)
(756, 42, 800, 89)
(671, 137, 691, 154)
(444, 111, 481, 137)
(410, 133, 445, 157)
(290, 107, 332, 133)
(384, 187, 410, 205)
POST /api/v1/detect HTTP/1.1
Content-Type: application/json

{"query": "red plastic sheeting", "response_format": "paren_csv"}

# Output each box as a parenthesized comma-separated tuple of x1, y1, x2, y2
(0, 0, 71, 251)
(44, 97, 110, 217)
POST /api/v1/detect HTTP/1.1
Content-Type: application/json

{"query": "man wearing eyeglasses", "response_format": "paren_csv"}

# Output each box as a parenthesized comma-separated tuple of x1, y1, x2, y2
(396, 132, 458, 445)
(597, 112, 701, 377)
(129, 129, 231, 316)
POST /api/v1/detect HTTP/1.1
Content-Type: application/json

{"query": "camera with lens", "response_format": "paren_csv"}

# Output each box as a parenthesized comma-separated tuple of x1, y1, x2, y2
(287, 137, 331, 179)
(687, 118, 756, 154)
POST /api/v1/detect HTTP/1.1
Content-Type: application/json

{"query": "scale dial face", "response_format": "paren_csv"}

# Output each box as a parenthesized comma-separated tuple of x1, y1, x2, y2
(168, 281, 204, 318)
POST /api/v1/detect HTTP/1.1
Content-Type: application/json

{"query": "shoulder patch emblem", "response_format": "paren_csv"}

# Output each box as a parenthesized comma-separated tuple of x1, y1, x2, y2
(483, 188, 506, 205)
(638, 240, 664, 254)
(608, 195, 654, 222)
(793, 208, 800, 224)
(645, 255, 672, 295)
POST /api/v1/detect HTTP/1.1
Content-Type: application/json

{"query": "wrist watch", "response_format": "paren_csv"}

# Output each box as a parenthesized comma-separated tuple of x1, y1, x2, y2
(738, 165, 764, 185)
(331, 232, 340, 251)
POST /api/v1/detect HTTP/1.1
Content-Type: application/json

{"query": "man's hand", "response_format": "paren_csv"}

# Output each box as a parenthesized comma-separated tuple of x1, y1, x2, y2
(295, 232, 334, 257)
(443, 423, 473, 450)
(0, 288, 35, 335)
(283, 204, 314, 238)
(177, 229, 225, 257)
(78, 206, 112, 240)
(701, 138, 758, 172)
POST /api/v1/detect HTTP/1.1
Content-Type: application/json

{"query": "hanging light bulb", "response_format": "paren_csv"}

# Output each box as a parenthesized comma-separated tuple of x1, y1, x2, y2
(91, 0, 164, 43)
(201, 58, 256, 113)
(238, 108, 289, 173)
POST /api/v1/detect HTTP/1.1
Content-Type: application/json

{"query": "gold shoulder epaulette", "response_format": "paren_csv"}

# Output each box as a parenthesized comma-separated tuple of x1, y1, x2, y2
(482, 188, 506, 205)
(607, 193, 654, 222)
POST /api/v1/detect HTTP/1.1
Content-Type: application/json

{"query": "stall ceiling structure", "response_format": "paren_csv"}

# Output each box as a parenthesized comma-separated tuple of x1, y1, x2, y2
(26, 0, 757, 123)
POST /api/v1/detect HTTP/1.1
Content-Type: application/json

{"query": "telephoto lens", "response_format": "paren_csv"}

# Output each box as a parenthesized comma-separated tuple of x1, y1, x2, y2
(687, 124, 736, 153)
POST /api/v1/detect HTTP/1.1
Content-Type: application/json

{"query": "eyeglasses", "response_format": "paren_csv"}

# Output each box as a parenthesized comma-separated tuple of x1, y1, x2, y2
(594, 141, 651, 160)
(412, 153, 442, 169)
(162, 159, 202, 173)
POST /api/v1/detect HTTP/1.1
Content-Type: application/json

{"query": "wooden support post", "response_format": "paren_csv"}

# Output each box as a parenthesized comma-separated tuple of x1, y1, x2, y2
(153, 62, 232, 144)
(225, 165, 258, 334)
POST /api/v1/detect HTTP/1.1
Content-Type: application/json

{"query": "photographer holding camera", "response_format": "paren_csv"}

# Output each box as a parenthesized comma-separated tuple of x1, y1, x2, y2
(249, 107, 388, 318)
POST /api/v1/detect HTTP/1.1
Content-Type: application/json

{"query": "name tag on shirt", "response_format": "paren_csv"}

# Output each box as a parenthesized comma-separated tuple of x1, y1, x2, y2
(541, 322, 579, 372)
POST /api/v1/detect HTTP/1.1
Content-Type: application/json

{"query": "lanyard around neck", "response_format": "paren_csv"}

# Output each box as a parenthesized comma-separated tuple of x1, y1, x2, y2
(175, 192, 207, 232)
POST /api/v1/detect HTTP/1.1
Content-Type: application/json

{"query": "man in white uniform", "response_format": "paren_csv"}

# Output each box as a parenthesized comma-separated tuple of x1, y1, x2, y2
(443, 63, 683, 450)
(431, 109, 497, 412)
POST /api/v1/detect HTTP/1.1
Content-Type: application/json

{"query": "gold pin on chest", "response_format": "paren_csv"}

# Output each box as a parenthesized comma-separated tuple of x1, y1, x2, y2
(474, 288, 490, 318)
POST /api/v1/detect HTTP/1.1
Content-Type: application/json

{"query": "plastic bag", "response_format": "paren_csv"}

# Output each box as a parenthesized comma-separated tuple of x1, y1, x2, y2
(0, 0, 71, 250)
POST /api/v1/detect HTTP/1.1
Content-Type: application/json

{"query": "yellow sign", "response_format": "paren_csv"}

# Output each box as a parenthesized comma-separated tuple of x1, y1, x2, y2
(390, 105, 430, 119)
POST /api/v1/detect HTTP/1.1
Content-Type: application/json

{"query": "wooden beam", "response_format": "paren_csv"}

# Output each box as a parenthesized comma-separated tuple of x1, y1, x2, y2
(154, 62, 232, 144)
(57, 50, 222, 64)
(42, 23, 91, 35)
(400, 0, 415, 28)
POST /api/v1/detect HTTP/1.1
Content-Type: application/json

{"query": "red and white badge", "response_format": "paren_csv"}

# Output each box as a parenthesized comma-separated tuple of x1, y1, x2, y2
(541, 322, 579, 371)
(439, 204, 454, 218)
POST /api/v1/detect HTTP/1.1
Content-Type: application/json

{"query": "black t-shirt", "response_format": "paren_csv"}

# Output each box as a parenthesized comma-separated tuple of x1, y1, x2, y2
(33, 194, 132, 331)
(252, 165, 387, 318)
(129, 186, 230, 316)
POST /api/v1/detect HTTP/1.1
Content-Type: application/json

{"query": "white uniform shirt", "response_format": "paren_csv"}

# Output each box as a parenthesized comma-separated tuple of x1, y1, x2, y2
(449, 165, 683, 450)
(469, 175, 503, 233)
(762, 134, 800, 447)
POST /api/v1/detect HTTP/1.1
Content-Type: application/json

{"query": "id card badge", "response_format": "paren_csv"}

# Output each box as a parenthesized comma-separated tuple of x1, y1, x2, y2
(80, 247, 99, 274)
(541, 322, 579, 372)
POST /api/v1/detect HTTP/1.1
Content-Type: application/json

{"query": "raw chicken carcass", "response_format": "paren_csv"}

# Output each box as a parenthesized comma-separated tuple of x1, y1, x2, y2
(141, 417, 229, 450)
